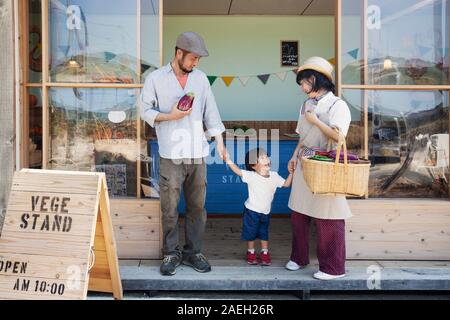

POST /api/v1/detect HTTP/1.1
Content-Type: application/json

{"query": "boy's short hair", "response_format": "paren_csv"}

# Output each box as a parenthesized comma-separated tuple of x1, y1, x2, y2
(245, 148, 268, 171)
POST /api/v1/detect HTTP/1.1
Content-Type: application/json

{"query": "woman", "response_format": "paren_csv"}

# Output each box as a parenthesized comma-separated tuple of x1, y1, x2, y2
(286, 57, 352, 280)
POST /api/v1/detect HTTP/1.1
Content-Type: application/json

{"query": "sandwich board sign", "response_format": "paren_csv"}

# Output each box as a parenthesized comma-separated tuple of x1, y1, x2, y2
(0, 169, 123, 300)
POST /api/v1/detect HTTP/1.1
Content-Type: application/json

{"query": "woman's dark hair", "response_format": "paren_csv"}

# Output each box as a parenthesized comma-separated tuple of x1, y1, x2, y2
(296, 69, 336, 94)
(245, 148, 268, 171)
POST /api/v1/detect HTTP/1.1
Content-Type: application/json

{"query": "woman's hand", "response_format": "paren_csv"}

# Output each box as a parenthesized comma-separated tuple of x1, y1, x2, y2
(305, 110, 319, 125)
(288, 156, 297, 173)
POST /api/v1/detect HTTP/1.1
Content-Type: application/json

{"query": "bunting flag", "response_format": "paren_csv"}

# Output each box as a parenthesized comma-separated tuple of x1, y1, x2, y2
(418, 46, 432, 57)
(238, 76, 251, 86)
(442, 47, 449, 58)
(411, 100, 422, 109)
(104, 51, 116, 62)
(257, 74, 270, 85)
(347, 48, 359, 60)
(275, 72, 287, 81)
(207, 76, 218, 86)
(328, 57, 336, 66)
(222, 76, 235, 87)
(58, 45, 70, 55)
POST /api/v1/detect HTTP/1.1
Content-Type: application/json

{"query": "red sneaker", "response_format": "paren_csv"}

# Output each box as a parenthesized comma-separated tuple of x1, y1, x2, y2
(260, 251, 271, 266)
(247, 251, 257, 265)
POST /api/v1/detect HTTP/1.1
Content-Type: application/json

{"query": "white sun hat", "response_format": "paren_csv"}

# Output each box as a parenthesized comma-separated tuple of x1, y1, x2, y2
(297, 56, 334, 81)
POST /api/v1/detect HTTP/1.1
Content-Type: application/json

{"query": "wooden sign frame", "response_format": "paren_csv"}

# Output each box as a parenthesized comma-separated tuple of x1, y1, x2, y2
(0, 169, 123, 300)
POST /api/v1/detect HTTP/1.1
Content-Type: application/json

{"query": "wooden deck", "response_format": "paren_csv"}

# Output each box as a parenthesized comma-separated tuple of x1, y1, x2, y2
(118, 217, 450, 292)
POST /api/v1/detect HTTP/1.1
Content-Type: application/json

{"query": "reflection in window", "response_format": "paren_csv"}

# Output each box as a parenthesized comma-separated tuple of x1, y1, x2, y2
(342, 0, 450, 85)
(49, 0, 141, 83)
(28, 88, 43, 168)
(345, 90, 449, 198)
(48, 88, 140, 197)
(28, 0, 42, 83)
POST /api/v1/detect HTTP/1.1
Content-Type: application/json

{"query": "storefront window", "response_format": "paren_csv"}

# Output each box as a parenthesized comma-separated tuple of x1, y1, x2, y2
(141, 0, 160, 82)
(48, 88, 139, 197)
(342, 0, 450, 85)
(49, 0, 138, 83)
(340, 90, 365, 159)
(344, 89, 449, 198)
(28, 0, 42, 83)
(28, 88, 43, 168)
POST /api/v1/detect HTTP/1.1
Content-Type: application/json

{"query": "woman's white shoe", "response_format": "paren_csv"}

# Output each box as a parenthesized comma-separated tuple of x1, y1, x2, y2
(313, 271, 346, 280)
(285, 260, 302, 271)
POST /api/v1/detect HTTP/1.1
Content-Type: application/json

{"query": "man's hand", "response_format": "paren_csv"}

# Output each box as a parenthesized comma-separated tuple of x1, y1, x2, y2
(305, 110, 319, 125)
(169, 103, 192, 121)
(217, 140, 226, 161)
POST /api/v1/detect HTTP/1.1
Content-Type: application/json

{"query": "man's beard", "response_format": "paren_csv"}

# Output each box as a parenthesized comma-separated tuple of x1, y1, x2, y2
(178, 59, 193, 74)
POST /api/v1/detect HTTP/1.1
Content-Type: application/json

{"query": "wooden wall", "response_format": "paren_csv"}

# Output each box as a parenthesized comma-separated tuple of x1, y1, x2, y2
(110, 199, 162, 259)
(347, 199, 450, 260)
(0, 0, 15, 234)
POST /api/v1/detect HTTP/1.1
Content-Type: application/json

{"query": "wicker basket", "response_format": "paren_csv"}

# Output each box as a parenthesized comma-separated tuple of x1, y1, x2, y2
(302, 132, 371, 197)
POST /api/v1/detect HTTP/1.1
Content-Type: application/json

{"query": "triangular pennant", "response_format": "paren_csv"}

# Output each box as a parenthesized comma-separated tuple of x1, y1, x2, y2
(328, 57, 336, 65)
(257, 74, 270, 85)
(207, 76, 218, 86)
(275, 72, 287, 81)
(347, 48, 359, 60)
(438, 48, 448, 58)
(58, 45, 70, 55)
(418, 46, 432, 57)
(222, 76, 235, 87)
(411, 100, 421, 109)
(239, 76, 251, 86)
(104, 51, 116, 62)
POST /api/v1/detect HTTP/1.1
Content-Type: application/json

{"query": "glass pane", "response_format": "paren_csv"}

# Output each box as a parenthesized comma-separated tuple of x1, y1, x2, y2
(341, 0, 363, 85)
(49, 0, 138, 83)
(48, 88, 139, 197)
(141, 0, 160, 82)
(344, 89, 449, 198)
(28, 88, 43, 168)
(28, 0, 42, 83)
(342, 0, 450, 85)
(340, 90, 366, 161)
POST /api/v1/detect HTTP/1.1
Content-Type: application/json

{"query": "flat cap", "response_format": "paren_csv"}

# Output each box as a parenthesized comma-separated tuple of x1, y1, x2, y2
(176, 31, 209, 57)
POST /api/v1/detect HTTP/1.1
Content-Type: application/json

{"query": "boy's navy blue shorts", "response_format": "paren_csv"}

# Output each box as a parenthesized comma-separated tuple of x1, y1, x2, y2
(241, 208, 271, 241)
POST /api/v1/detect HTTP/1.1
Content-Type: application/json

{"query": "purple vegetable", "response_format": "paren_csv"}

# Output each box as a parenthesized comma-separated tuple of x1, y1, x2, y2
(328, 150, 359, 161)
(177, 92, 195, 111)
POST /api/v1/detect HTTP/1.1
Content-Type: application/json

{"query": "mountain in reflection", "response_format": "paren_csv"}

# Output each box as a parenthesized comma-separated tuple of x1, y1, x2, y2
(51, 52, 158, 83)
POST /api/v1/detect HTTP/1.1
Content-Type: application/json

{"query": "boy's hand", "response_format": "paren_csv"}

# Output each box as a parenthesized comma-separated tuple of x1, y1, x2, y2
(224, 152, 232, 164)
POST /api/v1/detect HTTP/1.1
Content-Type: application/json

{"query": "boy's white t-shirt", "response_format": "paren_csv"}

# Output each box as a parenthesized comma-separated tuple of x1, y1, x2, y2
(241, 170, 286, 215)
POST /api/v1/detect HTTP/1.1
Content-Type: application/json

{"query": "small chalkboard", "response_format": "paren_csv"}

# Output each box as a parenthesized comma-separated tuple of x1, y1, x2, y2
(281, 41, 299, 67)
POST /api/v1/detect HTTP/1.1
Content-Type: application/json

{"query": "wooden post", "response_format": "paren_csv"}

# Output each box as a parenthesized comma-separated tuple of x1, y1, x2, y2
(41, 0, 49, 169)
(136, 0, 142, 199)
(0, 0, 16, 232)
(335, 0, 341, 97)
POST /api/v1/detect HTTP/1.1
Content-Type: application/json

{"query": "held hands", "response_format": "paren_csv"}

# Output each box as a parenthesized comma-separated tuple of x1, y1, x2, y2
(288, 157, 297, 174)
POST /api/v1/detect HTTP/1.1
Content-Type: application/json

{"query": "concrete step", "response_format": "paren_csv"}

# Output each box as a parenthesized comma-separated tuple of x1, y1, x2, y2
(120, 260, 450, 292)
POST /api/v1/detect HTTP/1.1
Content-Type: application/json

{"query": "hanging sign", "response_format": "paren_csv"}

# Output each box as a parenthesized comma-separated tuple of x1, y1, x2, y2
(281, 40, 299, 67)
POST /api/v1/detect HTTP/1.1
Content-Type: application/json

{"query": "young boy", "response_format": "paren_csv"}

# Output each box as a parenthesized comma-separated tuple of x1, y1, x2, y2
(224, 148, 293, 265)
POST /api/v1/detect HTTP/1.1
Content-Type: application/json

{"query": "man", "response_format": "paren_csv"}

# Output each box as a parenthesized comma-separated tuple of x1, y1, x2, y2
(141, 31, 226, 276)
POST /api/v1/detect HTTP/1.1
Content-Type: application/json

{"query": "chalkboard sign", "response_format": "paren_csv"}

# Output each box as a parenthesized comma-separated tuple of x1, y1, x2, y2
(281, 41, 299, 67)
